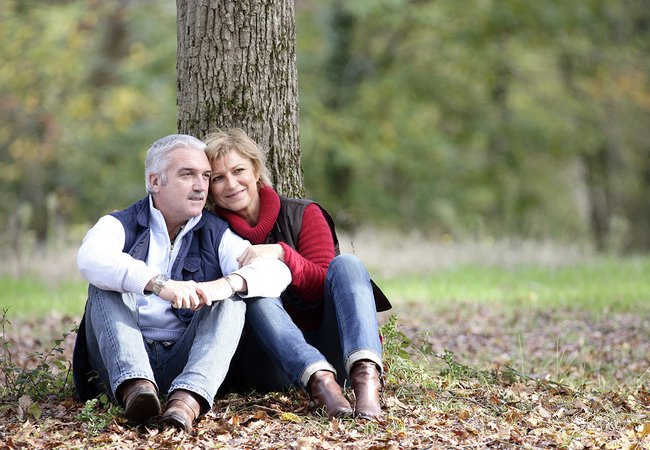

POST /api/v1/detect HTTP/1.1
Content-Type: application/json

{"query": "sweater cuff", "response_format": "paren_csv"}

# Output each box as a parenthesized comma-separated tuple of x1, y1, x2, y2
(279, 242, 300, 277)
(232, 259, 291, 298)
(124, 268, 157, 295)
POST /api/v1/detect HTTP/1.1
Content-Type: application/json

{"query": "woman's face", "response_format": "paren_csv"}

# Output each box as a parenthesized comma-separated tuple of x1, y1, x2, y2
(209, 150, 261, 224)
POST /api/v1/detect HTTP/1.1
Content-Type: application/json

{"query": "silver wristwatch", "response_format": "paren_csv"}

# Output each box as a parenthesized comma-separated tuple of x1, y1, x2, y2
(152, 274, 170, 296)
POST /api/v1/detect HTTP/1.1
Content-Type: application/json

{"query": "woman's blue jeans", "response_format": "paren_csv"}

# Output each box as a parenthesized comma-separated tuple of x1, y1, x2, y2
(223, 254, 382, 391)
(83, 285, 246, 411)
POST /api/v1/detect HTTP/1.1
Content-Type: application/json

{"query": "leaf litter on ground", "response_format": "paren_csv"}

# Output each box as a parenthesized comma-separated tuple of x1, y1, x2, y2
(1, 303, 649, 449)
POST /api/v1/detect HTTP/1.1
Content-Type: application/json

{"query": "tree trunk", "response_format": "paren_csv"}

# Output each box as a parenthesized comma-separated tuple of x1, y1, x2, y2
(176, 0, 303, 197)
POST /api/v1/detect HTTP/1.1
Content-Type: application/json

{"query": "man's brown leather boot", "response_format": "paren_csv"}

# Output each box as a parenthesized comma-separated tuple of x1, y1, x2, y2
(117, 378, 161, 425)
(160, 389, 203, 432)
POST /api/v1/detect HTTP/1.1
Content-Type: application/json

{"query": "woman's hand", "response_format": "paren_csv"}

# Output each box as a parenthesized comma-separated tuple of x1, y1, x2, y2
(237, 244, 284, 268)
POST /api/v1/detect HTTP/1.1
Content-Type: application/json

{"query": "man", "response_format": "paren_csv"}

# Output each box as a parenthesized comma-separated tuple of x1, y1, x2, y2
(72, 134, 290, 432)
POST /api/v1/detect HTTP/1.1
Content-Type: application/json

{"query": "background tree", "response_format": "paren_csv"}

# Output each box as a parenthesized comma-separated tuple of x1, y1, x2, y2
(176, 0, 304, 197)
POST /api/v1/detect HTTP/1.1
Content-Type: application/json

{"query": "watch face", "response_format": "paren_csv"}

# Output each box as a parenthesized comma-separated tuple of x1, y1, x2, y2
(153, 274, 169, 296)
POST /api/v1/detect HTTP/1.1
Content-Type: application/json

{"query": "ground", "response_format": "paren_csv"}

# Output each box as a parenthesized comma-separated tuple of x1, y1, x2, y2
(1, 302, 649, 449)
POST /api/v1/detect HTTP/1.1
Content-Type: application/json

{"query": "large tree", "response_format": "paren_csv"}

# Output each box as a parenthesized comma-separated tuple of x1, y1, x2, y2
(176, 0, 303, 197)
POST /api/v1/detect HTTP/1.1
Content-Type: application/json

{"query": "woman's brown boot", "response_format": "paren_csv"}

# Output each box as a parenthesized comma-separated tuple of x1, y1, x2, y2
(351, 361, 382, 420)
(308, 370, 353, 419)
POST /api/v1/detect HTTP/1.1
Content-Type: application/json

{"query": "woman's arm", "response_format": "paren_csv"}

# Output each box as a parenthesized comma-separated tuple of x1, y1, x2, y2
(280, 203, 336, 303)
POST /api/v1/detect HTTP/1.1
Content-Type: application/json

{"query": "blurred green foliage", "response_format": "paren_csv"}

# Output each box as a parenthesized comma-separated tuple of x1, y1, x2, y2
(0, 0, 176, 247)
(1, 0, 649, 252)
(298, 0, 650, 251)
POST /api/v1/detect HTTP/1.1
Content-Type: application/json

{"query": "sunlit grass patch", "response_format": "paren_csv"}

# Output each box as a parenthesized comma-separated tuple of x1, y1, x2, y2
(378, 255, 650, 313)
(0, 277, 87, 319)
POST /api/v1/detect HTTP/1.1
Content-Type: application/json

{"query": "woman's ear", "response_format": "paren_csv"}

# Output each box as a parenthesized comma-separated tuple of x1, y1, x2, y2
(254, 165, 262, 184)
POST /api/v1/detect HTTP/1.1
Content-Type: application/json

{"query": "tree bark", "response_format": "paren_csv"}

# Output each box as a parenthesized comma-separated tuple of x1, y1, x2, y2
(176, 0, 303, 196)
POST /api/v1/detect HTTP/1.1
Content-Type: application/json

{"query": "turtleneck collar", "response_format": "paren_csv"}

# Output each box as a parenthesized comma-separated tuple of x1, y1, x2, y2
(214, 185, 280, 244)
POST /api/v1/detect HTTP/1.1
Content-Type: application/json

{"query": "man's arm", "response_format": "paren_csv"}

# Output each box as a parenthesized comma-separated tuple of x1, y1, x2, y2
(77, 215, 156, 294)
(78, 214, 219, 311)
(199, 228, 291, 301)
(145, 277, 206, 310)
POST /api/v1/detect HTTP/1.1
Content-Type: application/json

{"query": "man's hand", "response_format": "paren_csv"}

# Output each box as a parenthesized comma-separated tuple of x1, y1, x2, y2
(195, 279, 232, 304)
(236, 244, 284, 268)
(156, 279, 206, 310)
(196, 274, 246, 303)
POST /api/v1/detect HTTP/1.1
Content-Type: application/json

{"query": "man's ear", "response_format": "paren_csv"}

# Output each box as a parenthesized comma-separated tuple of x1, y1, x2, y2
(149, 173, 161, 193)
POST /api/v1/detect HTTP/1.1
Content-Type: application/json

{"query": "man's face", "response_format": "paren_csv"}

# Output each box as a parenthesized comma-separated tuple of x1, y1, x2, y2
(149, 146, 212, 227)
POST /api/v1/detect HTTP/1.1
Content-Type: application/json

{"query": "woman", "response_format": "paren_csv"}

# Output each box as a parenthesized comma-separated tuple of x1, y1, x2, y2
(204, 128, 391, 420)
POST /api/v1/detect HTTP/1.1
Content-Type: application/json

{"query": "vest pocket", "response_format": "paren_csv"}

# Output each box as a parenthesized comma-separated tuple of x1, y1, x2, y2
(182, 256, 204, 282)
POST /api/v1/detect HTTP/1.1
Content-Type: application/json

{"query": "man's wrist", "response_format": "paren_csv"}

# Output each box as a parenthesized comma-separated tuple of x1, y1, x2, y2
(152, 274, 170, 295)
(223, 275, 237, 296)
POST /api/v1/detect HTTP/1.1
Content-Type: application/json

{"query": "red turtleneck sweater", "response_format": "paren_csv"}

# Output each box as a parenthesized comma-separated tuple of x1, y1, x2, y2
(214, 186, 336, 307)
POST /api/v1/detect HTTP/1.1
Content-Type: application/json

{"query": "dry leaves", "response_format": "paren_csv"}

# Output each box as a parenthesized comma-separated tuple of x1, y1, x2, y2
(1, 304, 650, 449)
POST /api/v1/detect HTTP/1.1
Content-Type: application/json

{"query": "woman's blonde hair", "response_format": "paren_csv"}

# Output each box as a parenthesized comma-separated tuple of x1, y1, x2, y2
(204, 128, 273, 187)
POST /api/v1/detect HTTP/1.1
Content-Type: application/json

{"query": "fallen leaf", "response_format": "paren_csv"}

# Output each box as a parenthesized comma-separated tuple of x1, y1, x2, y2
(280, 412, 302, 423)
(635, 422, 650, 438)
(384, 395, 409, 409)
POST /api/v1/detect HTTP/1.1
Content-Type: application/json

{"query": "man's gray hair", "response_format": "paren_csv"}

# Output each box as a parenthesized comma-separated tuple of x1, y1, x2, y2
(144, 134, 206, 193)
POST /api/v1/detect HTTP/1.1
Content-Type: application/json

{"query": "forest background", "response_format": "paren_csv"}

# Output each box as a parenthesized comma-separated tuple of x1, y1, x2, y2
(1, 1, 650, 447)
(1, 0, 649, 258)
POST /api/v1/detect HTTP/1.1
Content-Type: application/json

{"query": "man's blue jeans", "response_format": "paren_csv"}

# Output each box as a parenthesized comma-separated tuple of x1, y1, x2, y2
(83, 285, 245, 412)
(226, 254, 382, 391)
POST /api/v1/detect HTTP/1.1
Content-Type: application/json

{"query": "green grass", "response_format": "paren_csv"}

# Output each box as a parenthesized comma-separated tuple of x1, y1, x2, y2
(377, 255, 650, 313)
(0, 277, 87, 319)
(1, 255, 649, 319)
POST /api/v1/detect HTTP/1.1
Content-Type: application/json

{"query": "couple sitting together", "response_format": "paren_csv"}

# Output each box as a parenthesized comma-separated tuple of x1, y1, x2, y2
(72, 129, 391, 432)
